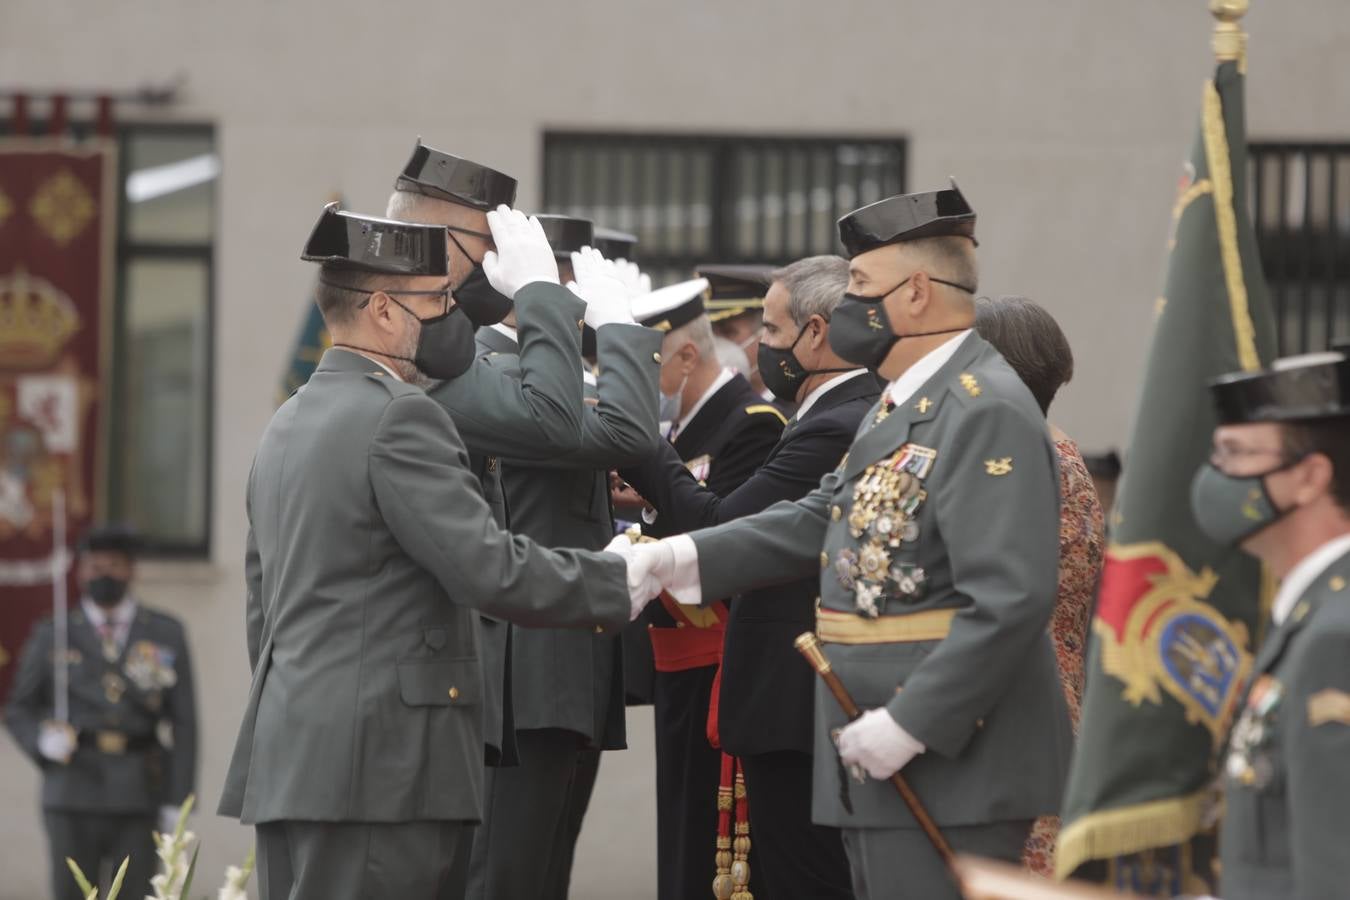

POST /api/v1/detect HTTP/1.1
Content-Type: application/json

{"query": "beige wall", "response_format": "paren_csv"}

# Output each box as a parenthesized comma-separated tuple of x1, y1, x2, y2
(2, 1, 1347, 896)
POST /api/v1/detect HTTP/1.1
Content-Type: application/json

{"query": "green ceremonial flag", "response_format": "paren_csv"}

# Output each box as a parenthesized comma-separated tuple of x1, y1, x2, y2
(277, 297, 330, 405)
(1056, 14, 1278, 896)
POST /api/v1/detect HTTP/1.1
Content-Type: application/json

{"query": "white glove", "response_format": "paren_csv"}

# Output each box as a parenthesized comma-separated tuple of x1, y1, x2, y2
(481, 205, 560, 298)
(37, 721, 75, 764)
(837, 708, 925, 780)
(612, 259, 652, 299)
(569, 247, 636, 330)
(604, 534, 653, 620)
(158, 805, 181, 837)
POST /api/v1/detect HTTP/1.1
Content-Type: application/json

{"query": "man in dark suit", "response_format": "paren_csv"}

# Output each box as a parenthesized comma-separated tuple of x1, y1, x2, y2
(6, 525, 197, 900)
(217, 204, 639, 900)
(621, 255, 873, 899)
(621, 278, 785, 900)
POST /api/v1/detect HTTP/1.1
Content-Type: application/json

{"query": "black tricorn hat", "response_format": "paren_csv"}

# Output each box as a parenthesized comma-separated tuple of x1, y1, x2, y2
(1209, 352, 1350, 424)
(79, 523, 141, 558)
(837, 178, 978, 259)
(301, 202, 448, 276)
(696, 263, 774, 322)
(593, 227, 638, 262)
(394, 140, 518, 210)
(537, 214, 595, 260)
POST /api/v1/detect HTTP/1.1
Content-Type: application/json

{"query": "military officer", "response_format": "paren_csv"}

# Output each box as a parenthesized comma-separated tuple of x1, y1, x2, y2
(628, 182, 1073, 900)
(620, 255, 875, 899)
(625, 278, 786, 900)
(217, 204, 640, 900)
(6, 525, 197, 900)
(1191, 351, 1350, 900)
(700, 263, 782, 408)
(386, 141, 627, 767)
(463, 216, 664, 900)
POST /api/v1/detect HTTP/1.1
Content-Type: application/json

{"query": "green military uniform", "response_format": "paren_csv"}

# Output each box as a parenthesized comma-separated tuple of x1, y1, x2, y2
(6, 603, 197, 900)
(1207, 353, 1350, 900)
(685, 332, 1071, 898)
(464, 317, 662, 899)
(219, 208, 631, 900)
(1221, 548, 1350, 900)
(427, 281, 590, 766)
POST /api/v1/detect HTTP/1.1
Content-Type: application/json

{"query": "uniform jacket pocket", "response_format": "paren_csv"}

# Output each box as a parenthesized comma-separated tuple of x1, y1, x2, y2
(397, 657, 481, 707)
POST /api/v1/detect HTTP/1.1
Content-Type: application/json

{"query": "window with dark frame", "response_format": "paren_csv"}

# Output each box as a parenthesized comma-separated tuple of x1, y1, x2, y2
(542, 132, 907, 287)
(1, 119, 216, 557)
(1249, 141, 1350, 355)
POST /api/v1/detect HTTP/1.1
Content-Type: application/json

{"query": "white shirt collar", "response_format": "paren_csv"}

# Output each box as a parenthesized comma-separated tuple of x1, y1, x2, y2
(674, 368, 736, 437)
(82, 595, 138, 628)
(490, 322, 519, 345)
(794, 369, 869, 420)
(1271, 532, 1350, 625)
(885, 330, 973, 408)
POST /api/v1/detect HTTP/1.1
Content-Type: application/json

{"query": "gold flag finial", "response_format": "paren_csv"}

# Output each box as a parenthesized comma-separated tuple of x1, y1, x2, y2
(1210, 0, 1249, 68)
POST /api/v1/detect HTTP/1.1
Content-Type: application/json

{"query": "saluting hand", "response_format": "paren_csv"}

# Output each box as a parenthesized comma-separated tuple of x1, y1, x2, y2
(837, 707, 925, 781)
(569, 247, 636, 330)
(481, 205, 561, 299)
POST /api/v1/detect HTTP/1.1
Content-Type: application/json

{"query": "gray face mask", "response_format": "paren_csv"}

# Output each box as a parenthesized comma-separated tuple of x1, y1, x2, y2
(659, 373, 687, 423)
(1189, 458, 1303, 547)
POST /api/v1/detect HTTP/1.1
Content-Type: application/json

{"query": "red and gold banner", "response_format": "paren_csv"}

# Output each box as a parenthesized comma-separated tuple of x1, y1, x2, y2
(0, 140, 116, 700)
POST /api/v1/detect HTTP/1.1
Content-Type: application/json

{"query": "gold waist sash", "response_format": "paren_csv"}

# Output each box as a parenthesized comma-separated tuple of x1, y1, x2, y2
(815, 607, 956, 644)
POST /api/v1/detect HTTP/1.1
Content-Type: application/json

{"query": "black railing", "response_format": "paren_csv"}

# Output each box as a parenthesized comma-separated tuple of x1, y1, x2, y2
(1250, 142, 1350, 354)
(542, 132, 906, 285)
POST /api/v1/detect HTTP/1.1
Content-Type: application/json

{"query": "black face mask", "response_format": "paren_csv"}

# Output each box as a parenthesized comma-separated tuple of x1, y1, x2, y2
(86, 575, 128, 609)
(828, 276, 975, 370)
(758, 322, 854, 404)
(448, 230, 512, 327)
(333, 285, 477, 381)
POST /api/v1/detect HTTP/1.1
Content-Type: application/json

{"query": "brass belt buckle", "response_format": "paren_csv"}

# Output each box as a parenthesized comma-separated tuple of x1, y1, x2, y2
(96, 730, 128, 755)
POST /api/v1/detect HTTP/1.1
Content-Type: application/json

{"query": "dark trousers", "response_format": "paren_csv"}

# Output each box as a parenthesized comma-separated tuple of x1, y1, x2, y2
(466, 727, 583, 900)
(841, 819, 1034, 900)
(654, 665, 724, 900)
(45, 811, 156, 900)
(740, 750, 855, 899)
(541, 747, 602, 900)
(255, 819, 472, 900)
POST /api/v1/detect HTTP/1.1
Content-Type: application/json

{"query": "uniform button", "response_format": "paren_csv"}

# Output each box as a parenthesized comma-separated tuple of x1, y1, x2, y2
(653, 352, 663, 364)
(820, 552, 829, 569)
(448, 687, 460, 700)
(594, 625, 604, 634)
(975, 718, 985, 729)
(831, 505, 842, 521)
(1331, 575, 1347, 592)
(577, 318, 585, 329)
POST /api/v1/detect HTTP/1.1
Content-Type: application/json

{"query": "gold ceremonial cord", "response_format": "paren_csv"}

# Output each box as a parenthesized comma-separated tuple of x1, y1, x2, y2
(1202, 77, 1260, 374)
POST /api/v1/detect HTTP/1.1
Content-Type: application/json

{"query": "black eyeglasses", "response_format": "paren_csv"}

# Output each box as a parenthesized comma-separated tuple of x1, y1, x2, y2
(320, 278, 454, 315)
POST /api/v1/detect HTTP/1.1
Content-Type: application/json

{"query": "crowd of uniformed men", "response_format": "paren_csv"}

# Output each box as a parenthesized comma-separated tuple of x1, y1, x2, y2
(6, 137, 1350, 900)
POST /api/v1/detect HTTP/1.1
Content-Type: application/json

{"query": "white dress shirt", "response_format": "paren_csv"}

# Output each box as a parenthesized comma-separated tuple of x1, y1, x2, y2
(1271, 532, 1350, 625)
(82, 596, 138, 654)
(489, 322, 519, 346)
(794, 369, 870, 421)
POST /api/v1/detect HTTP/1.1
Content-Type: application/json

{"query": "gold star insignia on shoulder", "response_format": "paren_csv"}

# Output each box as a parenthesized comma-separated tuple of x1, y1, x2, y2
(984, 457, 1013, 476)
(915, 397, 932, 414)
(1330, 575, 1346, 592)
(959, 373, 981, 398)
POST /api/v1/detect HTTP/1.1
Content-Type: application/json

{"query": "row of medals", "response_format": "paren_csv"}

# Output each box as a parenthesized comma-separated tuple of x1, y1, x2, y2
(835, 445, 935, 618)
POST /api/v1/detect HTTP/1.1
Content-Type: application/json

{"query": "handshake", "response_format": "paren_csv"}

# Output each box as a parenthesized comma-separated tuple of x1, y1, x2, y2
(479, 205, 650, 330)
(603, 531, 700, 621)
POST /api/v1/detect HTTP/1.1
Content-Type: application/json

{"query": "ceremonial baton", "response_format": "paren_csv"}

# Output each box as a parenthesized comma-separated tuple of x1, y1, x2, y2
(794, 631, 956, 873)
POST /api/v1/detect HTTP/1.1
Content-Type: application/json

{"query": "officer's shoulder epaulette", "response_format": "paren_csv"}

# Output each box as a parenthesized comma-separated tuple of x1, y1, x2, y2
(743, 403, 788, 426)
(363, 371, 423, 398)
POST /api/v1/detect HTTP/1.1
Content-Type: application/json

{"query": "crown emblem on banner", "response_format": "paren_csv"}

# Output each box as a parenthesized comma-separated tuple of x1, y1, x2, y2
(0, 268, 81, 369)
